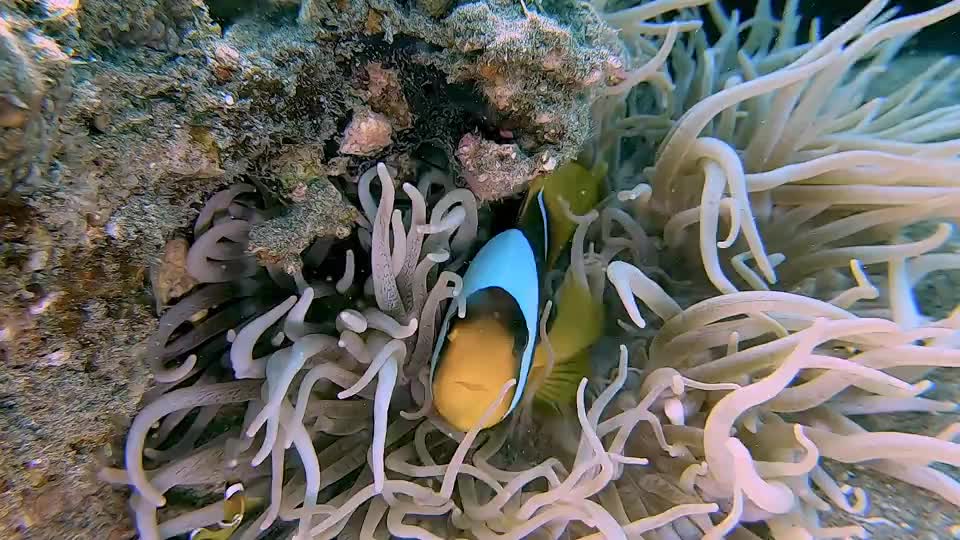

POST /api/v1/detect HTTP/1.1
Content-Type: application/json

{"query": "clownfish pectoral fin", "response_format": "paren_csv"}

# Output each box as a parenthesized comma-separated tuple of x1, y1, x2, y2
(545, 268, 605, 361)
(530, 347, 590, 412)
(530, 268, 605, 409)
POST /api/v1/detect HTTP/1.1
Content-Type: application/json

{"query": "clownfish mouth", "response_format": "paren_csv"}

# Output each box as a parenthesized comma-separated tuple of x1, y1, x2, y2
(454, 380, 487, 392)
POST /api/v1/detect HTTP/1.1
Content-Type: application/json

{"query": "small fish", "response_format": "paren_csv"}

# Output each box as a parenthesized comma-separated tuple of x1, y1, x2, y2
(190, 483, 246, 540)
(431, 160, 606, 432)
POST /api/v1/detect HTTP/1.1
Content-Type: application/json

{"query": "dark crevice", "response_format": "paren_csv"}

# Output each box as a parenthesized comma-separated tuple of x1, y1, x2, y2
(205, 0, 262, 29)
(351, 34, 509, 150)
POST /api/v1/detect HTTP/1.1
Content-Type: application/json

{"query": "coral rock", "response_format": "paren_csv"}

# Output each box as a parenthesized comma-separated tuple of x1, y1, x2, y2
(365, 62, 412, 130)
(456, 132, 535, 202)
(417, 0, 452, 18)
(210, 44, 242, 82)
(339, 110, 394, 156)
(0, 13, 71, 195)
(150, 238, 198, 309)
(248, 179, 359, 274)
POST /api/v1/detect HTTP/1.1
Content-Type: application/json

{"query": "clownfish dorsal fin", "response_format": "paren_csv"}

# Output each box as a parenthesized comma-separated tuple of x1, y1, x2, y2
(517, 182, 550, 274)
(518, 160, 605, 271)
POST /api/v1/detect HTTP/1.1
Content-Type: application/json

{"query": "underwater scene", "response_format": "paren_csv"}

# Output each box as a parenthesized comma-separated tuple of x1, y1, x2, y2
(2, 0, 960, 539)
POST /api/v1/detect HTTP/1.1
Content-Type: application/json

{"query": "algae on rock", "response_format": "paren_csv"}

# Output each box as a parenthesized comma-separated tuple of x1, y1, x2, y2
(248, 178, 360, 274)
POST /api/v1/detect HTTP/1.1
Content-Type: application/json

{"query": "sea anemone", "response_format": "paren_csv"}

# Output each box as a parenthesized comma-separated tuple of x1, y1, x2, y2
(106, 1, 960, 539)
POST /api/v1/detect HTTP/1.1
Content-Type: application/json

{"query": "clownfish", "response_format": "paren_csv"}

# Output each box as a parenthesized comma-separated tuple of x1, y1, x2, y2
(430, 160, 607, 432)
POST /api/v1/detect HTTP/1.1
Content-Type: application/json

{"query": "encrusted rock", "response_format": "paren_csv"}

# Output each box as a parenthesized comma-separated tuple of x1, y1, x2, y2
(270, 145, 326, 194)
(455, 132, 536, 202)
(150, 238, 198, 309)
(248, 179, 360, 274)
(365, 62, 412, 130)
(339, 109, 393, 156)
(417, 0, 452, 18)
(209, 43, 242, 82)
(0, 94, 29, 129)
(77, 0, 213, 49)
(296, 0, 625, 173)
(0, 13, 72, 195)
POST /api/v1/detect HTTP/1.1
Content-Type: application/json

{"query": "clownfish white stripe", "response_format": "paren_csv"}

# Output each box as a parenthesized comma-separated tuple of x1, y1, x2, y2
(537, 189, 549, 261)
